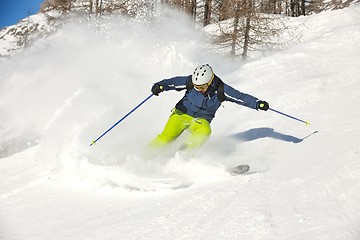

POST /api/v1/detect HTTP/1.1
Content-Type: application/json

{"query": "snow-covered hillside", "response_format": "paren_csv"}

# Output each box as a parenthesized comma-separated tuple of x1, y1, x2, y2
(1, 5, 360, 240)
(0, 11, 60, 57)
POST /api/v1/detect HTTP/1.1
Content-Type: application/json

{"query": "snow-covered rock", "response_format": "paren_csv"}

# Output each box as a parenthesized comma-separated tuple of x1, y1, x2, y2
(0, 12, 60, 57)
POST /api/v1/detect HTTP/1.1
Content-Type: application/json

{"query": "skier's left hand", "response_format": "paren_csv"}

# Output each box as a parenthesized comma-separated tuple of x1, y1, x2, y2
(257, 100, 269, 111)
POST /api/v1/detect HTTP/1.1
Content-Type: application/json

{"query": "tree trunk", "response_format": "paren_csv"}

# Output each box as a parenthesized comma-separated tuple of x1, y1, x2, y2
(241, 16, 251, 60)
(89, 0, 93, 14)
(204, 0, 211, 26)
(185, 0, 197, 17)
(231, 1, 241, 56)
(191, 0, 197, 21)
(301, 0, 306, 15)
(219, 0, 231, 21)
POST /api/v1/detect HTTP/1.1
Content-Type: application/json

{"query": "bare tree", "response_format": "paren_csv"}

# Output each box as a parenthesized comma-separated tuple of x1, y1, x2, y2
(186, 0, 197, 19)
(203, 0, 212, 26)
(41, 0, 73, 12)
(218, 0, 234, 21)
(288, 0, 307, 16)
(214, 0, 290, 59)
(230, 1, 240, 56)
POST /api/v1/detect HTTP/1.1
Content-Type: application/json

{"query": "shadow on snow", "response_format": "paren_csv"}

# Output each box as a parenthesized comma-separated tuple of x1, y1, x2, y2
(229, 127, 318, 143)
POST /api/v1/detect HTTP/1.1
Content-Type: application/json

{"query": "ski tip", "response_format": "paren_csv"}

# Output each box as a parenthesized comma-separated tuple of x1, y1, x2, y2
(305, 121, 310, 126)
(90, 140, 96, 146)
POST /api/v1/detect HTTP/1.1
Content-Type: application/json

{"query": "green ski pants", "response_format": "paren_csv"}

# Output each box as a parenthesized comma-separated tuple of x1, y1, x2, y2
(150, 109, 211, 149)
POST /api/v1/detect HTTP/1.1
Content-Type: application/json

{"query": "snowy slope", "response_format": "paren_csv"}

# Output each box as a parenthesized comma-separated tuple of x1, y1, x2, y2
(0, 11, 60, 57)
(1, 5, 360, 240)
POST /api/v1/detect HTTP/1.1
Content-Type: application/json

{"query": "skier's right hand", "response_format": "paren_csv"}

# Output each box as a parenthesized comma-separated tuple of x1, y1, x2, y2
(151, 84, 164, 96)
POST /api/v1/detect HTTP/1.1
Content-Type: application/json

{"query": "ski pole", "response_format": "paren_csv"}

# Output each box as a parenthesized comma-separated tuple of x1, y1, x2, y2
(90, 93, 154, 146)
(269, 107, 310, 126)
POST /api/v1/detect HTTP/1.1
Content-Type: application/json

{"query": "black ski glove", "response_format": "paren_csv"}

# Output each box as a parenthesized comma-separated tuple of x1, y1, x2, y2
(151, 83, 164, 96)
(257, 100, 269, 111)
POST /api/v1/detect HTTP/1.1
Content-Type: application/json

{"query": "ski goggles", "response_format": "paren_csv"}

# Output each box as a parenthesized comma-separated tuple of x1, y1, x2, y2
(194, 83, 210, 92)
(194, 75, 214, 92)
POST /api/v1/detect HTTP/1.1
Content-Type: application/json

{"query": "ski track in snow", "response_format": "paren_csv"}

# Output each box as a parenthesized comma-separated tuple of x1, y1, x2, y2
(1, 5, 360, 240)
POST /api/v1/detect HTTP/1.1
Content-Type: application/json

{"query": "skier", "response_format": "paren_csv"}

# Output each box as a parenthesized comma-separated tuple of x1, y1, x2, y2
(149, 64, 269, 151)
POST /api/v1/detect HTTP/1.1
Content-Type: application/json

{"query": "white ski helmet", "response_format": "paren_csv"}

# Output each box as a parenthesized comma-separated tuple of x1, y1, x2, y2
(192, 64, 214, 85)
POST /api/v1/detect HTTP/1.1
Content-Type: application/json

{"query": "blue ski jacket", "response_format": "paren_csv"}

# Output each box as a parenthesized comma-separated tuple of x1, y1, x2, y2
(156, 75, 259, 123)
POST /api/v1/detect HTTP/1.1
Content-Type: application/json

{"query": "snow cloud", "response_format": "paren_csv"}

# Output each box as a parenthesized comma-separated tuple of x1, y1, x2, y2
(0, 9, 236, 176)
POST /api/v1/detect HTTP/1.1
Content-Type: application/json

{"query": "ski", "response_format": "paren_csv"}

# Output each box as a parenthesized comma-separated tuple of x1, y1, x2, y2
(227, 164, 250, 175)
